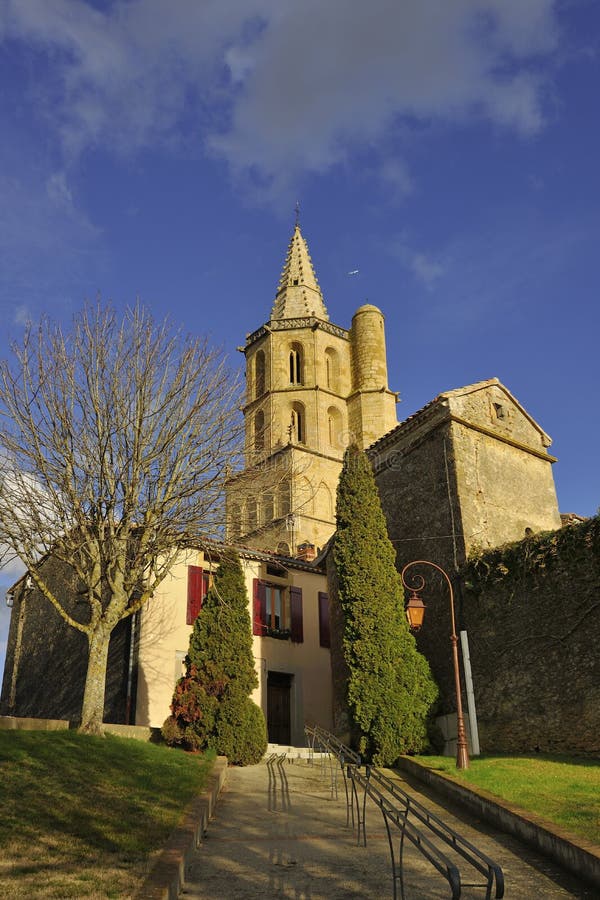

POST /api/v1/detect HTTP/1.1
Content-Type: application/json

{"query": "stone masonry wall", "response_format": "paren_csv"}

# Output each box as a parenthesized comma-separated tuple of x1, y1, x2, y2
(0, 556, 133, 724)
(372, 418, 466, 712)
(461, 516, 600, 755)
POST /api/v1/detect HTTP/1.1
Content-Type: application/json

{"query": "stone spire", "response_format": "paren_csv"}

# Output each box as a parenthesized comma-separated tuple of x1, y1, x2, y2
(270, 224, 329, 321)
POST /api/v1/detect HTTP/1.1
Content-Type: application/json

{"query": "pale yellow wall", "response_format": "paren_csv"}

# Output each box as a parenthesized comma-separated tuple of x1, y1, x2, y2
(242, 558, 333, 744)
(135, 548, 203, 729)
(135, 548, 332, 741)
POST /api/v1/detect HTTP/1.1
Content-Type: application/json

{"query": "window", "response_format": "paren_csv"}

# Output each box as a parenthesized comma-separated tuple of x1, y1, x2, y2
(493, 402, 505, 420)
(278, 479, 291, 517)
(187, 566, 211, 625)
(291, 401, 305, 443)
(247, 498, 258, 531)
(324, 347, 338, 391)
(229, 502, 241, 540)
(318, 592, 330, 648)
(254, 410, 265, 452)
(326, 406, 343, 448)
(255, 350, 265, 397)
(253, 580, 303, 642)
(262, 492, 274, 523)
(289, 343, 303, 384)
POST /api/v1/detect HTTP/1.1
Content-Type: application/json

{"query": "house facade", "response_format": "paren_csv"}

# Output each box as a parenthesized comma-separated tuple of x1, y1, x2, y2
(136, 545, 331, 741)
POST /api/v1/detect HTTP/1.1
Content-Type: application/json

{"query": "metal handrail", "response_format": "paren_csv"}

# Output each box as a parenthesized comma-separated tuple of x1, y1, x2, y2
(304, 724, 504, 900)
(349, 765, 504, 900)
(305, 723, 360, 822)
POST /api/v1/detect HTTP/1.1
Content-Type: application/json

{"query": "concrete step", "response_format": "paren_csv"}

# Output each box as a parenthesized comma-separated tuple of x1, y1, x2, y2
(264, 742, 331, 760)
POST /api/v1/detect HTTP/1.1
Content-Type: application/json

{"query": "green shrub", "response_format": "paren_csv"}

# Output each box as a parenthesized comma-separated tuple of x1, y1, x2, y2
(213, 690, 268, 765)
(162, 668, 219, 750)
(163, 549, 267, 764)
(333, 445, 438, 765)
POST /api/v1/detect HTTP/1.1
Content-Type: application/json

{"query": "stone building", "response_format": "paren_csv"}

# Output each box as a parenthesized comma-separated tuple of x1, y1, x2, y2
(225, 223, 398, 557)
(368, 378, 562, 714)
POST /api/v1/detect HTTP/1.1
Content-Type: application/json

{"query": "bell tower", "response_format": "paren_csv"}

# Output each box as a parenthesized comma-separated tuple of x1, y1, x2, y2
(226, 223, 397, 556)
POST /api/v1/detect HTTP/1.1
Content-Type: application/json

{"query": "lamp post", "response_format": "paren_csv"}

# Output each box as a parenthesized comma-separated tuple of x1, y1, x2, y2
(401, 560, 470, 770)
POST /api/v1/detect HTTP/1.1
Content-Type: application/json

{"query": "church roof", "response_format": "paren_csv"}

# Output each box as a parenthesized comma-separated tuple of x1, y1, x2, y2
(270, 224, 329, 321)
(367, 377, 555, 458)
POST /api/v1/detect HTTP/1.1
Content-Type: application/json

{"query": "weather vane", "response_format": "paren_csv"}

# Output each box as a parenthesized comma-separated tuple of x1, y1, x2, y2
(295, 200, 300, 227)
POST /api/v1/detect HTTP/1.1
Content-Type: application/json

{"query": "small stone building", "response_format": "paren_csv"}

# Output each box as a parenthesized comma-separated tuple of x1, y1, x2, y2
(368, 378, 562, 712)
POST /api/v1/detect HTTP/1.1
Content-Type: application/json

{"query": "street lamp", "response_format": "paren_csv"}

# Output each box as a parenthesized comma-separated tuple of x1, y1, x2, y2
(401, 560, 470, 770)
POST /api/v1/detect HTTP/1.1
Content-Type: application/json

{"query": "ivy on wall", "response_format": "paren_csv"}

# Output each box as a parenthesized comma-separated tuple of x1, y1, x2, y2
(457, 515, 600, 754)
(463, 514, 600, 594)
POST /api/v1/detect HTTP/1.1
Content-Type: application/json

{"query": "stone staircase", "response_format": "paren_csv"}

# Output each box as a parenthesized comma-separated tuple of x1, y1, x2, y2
(264, 742, 330, 760)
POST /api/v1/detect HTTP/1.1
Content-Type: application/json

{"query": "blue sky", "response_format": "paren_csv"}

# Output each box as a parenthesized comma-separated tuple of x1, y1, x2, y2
(1, 0, 599, 670)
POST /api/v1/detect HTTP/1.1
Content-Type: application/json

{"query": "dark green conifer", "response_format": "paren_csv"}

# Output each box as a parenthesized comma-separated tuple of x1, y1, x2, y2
(333, 444, 438, 764)
(163, 549, 267, 764)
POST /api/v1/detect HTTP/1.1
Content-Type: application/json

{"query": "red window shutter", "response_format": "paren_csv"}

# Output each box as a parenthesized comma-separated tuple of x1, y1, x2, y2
(318, 592, 330, 648)
(290, 586, 303, 643)
(253, 579, 266, 635)
(187, 566, 203, 625)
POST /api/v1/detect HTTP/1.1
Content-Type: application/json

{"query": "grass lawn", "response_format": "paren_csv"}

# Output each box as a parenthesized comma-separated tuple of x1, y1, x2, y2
(0, 730, 215, 899)
(413, 754, 600, 845)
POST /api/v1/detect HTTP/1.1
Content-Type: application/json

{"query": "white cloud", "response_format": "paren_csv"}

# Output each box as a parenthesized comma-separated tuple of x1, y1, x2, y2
(380, 159, 414, 200)
(391, 212, 590, 329)
(209, 0, 559, 189)
(13, 305, 32, 327)
(1, 0, 264, 158)
(0, 0, 560, 189)
(391, 235, 445, 291)
(46, 171, 74, 211)
(410, 253, 445, 291)
(0, 160, 101, 313)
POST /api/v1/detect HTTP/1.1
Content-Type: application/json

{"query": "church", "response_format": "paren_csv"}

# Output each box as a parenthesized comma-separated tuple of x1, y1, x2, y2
(1, 222, 563, 747)
(224, 221, 398, 557)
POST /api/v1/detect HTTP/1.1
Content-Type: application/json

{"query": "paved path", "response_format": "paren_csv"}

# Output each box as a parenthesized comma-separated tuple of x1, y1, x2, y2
(181, 756, 594, 899)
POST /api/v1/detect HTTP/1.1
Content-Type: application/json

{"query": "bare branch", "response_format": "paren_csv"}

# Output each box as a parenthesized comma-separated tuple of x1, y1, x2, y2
(0, 300, 245, 731)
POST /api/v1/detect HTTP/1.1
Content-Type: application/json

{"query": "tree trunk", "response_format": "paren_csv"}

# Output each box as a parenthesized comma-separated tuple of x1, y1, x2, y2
(79, 625, 111, 735)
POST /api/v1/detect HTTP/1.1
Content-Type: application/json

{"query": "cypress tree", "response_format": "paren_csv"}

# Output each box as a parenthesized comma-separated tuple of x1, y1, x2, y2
(163, 549, 267, 764)
(333, 444, 438, 764)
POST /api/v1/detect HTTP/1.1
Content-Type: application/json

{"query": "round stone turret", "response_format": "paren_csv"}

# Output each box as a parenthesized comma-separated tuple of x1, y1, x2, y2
(350, 304, 388, 392)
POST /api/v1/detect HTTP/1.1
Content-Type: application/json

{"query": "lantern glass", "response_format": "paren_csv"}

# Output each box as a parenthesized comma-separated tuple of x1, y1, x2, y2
(405, 593, 426, 630)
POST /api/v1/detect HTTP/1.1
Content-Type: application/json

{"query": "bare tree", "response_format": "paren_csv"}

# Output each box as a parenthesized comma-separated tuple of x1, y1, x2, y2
(0, 302, 243, 733)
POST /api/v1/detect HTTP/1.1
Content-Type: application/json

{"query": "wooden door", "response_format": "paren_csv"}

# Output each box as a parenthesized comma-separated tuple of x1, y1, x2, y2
(267, 672, 292, 744)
